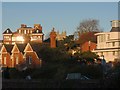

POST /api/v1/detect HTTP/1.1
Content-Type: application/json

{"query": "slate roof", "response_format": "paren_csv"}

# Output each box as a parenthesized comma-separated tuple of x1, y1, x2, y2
(16, 44, 27, 54)
(110, 27, 120, 32)
(29, 42, 49, 58)
(4, 44, 14, 55)
(3, 28, 12, 34)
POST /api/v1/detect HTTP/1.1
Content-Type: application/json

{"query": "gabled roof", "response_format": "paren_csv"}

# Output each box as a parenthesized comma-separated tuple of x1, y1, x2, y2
(16, 44, 27, 54)
(78, 32, 98, 44)
(32, 29, 43, 34)
(4, 44, 14, 54)
(29, 42, 49, 58)
(110, 27, 120, 32)
(3, 28, 12, 34)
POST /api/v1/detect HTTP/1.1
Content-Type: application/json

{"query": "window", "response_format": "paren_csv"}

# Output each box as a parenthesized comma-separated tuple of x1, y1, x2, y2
(16, 57, 19, 64)
(24, 30, 26, 34)
(113, 51, 115, 56)
(119, 42, 120, 46)
(107, 34, 110, 40)
(100, 34, 105, 42)
(37, 30, 39, 33)
(4, 57, 6, 65)
(101, 52, 103, 56)
(28, 56, 32, 64)
(19, 30, 21, 33)
(106, 52, 108, 56)
(38, 36, 41, 38)
(6, 30, 9, 33)
(112, 42, 115, 46)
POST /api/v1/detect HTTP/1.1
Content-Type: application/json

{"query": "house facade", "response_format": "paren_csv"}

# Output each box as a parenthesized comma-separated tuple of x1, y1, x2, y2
(0, 43, 42, 69)
(3, 24, 44, 44)
(0, 27, 57, 69)
(93, 20, 120, 62)
(81, 41, 96, 52)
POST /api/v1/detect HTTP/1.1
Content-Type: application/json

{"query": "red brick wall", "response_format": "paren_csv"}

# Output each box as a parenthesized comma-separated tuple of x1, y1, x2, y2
(81, 42, 96, 52)
(25, 52, 41, 68)
(12, 52, 24, 67)
(2, 53, 11, 67)
(50, 32, 56, 48)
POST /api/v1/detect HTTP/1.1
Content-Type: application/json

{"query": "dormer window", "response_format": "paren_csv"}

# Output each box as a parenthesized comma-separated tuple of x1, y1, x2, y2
(37, 30, 39, 33)
(6, 30, 9, 33)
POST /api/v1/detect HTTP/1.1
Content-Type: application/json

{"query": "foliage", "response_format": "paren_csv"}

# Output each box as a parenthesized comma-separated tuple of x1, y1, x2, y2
(78, 32, 97, 45)
(57, 35, 77, 50)
(81, 51, 98, 60)
(77, 19, 102, 33)
(38, 46, 69, 63)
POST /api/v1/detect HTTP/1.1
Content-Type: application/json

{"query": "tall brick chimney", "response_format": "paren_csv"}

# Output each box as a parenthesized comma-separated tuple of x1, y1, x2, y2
(50, 27, 57, 48)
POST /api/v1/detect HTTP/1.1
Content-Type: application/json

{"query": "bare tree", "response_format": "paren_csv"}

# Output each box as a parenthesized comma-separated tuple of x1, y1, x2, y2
(77, 19, 102, 33)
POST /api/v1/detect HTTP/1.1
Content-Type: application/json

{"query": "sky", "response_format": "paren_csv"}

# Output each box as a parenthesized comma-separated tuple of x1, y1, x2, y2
(1, 1, 118, 40)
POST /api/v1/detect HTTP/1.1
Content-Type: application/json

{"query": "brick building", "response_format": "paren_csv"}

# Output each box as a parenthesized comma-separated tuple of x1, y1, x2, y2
(0, 25, 57, 69)
(81, 41, 96, 52)
(3, 24, 44, 44)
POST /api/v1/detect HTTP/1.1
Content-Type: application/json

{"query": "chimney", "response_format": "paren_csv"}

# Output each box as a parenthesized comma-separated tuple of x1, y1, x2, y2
(50, 27, 57, 48)
(21, 24, 27, 28)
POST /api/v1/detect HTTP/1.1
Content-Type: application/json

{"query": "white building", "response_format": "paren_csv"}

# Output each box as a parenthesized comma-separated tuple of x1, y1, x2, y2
(93, 20, 120, 62)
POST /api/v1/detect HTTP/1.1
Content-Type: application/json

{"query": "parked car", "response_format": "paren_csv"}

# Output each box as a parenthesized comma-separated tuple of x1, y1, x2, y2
(66, 73, 90, 80)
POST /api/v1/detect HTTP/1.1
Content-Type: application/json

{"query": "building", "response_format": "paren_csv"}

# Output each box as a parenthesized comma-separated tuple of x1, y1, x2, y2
(0, 43, 43, 69)
(3, 24, 44, 44)
(50, 28, 57, 48)
(1, 26, 57, 69)
(81, 41, 96, 52)
(93, 20, 120, 62)
(56, 31, 66, 40)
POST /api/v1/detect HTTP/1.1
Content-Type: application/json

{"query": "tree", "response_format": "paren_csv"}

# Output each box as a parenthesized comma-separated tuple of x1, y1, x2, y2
(77, 19, 102, 34)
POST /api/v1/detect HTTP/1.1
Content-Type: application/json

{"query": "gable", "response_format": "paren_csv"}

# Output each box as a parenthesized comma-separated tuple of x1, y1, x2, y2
(11, 44, 20, 53)
(3, 28, 12, 34)
(24, 43, 33, 52)
(1, 45, 7, 53)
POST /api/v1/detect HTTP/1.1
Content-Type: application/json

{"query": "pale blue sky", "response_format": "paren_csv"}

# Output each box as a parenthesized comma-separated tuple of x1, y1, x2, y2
(1, 2, 118, 40)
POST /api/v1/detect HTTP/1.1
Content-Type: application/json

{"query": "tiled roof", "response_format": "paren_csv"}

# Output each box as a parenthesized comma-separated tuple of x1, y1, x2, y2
(3, 28, 12, 34)
(110, 27, 120, 32)
(4, 44, 14, 54)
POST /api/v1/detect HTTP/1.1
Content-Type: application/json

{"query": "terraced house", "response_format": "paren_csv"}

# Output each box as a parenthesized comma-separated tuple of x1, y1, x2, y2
(0, 25, 57, 69)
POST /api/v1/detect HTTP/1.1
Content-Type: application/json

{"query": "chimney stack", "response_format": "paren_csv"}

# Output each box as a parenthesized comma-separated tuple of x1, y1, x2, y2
(21, 24, 27, 28)
(50, 27, 57, 48)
